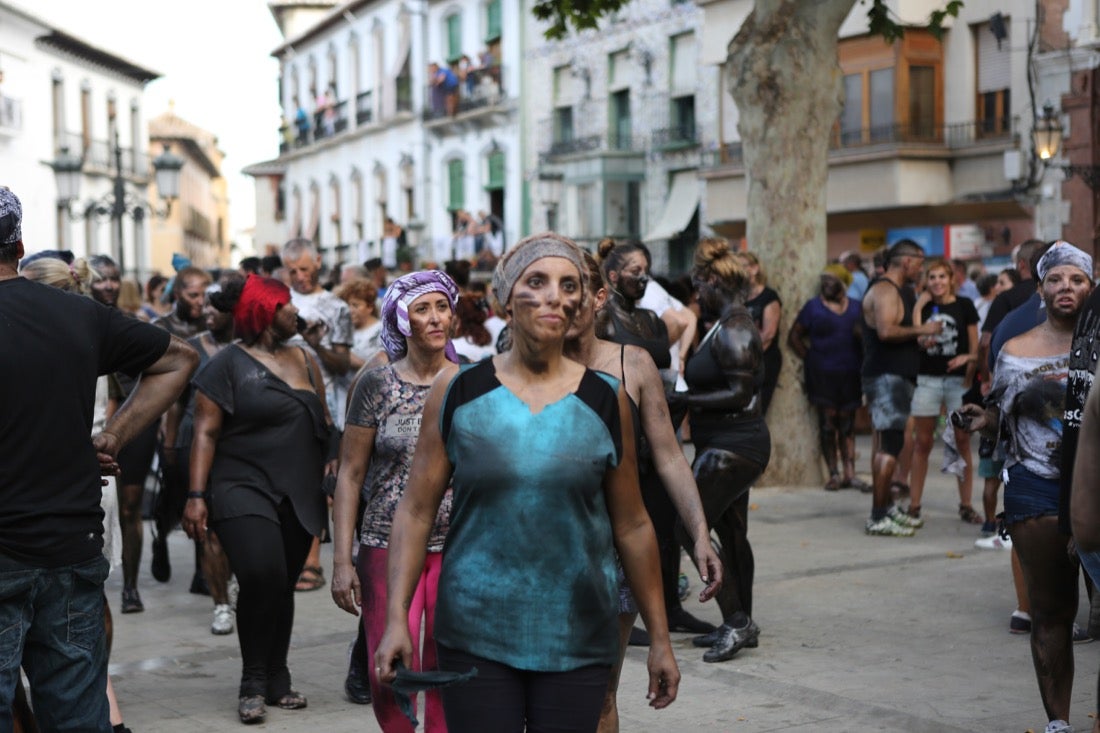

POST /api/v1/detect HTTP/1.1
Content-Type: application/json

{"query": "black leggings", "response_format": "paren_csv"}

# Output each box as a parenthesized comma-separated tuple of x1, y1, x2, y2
(639, 467, 682, 614)
(436, 644, 611, 733)
(677, 447, 763, 621)
(213, 500, 313, 698)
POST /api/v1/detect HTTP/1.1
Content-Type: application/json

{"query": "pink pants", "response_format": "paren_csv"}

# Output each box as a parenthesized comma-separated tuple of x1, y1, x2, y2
(359, 547, 445, 733)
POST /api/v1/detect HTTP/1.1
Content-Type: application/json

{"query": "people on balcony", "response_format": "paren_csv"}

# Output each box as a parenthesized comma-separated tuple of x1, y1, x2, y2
(428, 63, 458, 117)
(293, 98, 310, 145)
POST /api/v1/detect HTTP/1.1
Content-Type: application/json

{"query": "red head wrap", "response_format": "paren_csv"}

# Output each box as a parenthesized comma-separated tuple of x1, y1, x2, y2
(234, 274, 291, 342)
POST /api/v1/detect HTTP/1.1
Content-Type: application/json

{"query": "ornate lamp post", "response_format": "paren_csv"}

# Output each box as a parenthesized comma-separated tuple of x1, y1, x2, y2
(1033, 103, 1100, 190)
(49, 131, 183, 277)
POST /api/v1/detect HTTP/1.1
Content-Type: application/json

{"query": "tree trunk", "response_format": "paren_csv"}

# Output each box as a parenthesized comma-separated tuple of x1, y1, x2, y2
(728, 0, 855, 487)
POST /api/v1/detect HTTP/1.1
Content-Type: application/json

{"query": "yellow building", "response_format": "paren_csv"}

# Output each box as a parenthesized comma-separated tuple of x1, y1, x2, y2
(148, 107, 229, 274)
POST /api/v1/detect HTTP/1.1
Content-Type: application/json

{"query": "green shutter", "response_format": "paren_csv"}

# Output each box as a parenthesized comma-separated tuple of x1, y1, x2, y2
(447, 15, 462, 63)
(487, 151, 504, 189)
(486, 0, 502, 42)
(448, 159, 465, 211)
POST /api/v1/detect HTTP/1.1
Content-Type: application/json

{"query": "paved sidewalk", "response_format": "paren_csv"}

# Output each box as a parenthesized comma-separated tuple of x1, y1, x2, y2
(107, 436, 1100, 732)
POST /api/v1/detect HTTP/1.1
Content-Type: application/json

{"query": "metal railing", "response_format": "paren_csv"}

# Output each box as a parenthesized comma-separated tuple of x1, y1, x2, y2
(423, 65, 505, 122)
(58, 131, 147, 175)
(705, 116, 1018, 167)
(652, 124, 699, 149)
(539, 132, 645, 162)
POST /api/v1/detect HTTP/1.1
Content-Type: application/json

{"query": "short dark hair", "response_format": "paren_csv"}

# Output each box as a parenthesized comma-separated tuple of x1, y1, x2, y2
(977, 273, 999, 297)
(260, 255, 282, 275)
(885, 239, 924, 266)
(239, 256, 262, 275)
(1020, 239, 1052, 280)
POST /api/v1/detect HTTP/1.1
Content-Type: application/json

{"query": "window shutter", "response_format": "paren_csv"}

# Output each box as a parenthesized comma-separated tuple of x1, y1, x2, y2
(977, 19, 1011, 93)
(487, 151, 504, 189)
(486, 0, 502, 42)
(448, 159, 465, 211)
(671, 33, 697, 95)
(447, 15, 462, 63)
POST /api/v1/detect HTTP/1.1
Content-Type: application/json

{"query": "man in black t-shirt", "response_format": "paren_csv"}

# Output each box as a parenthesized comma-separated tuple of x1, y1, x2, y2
(0, 187, 197, 730)
(979, 239, 1046, 386)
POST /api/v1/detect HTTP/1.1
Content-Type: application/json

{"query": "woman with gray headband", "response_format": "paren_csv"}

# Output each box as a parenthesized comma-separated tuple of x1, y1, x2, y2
(958, 241, 1094, 733)
(375, 232, 678, 731)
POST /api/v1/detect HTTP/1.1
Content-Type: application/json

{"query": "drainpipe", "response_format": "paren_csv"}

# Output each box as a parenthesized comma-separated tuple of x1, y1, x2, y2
(520, 0, 531, 236)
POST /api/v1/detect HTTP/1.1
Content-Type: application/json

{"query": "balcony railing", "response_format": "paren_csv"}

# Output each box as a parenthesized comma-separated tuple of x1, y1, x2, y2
(706, 116, 1018, 167)
(423, 65, 504, 122)
(539, 132, 644, 162)
(652, 124, 699, 150)
(0, 94, 21, 132)
(356, 90, 373, 125)
(57, 131, 148, 175)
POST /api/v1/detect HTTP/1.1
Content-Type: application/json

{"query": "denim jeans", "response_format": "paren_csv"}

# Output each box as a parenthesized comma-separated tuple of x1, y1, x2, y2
(1080, 549, 1100, 590)
(0, 553, 111, 732)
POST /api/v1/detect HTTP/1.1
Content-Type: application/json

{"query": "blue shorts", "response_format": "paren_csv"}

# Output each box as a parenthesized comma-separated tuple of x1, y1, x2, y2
(1003, 464, 1060, 526)
(910, 375, 966, 417)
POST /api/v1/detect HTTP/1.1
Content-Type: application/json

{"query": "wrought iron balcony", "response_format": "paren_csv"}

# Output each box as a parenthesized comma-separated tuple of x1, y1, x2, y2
(652, 124, 699, 151)
(423, 65, 505, 122)
(0, 93, 21, 133)
(356, 90, 373, 125)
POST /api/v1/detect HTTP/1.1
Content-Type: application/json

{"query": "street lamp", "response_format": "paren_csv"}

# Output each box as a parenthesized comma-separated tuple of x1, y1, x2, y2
(1032, 102, 1100, 190)
(49, 131, 183, 277)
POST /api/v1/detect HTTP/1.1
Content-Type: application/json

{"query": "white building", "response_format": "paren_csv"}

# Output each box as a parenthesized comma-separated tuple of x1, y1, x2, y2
(246, 0, 520, 270)
(523, 0, 717, 275)
(0, 1, 159, 276)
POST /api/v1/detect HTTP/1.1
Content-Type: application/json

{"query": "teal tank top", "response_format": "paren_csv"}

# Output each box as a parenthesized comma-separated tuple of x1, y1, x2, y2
(434, 359, 623, 671)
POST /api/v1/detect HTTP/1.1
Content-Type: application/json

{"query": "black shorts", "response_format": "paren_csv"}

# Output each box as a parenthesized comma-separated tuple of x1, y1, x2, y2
(117, 423, 158, 487)
(805, 367, 862, 411)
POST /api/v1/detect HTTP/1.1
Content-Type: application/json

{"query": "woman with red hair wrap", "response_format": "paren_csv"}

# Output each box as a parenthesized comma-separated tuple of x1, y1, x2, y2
(183, 274, 337, 724)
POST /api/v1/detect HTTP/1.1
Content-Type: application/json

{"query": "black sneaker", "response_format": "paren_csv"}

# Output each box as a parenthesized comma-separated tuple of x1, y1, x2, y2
(1009, 612, 1031, 634)
(150, 531, 170, 583)
(344, 657, 372, 705)
(120, 587, 144, 614)
(668, 608, 717, 634)
(703, 617, 760, 663)
(1073, 623, 1092, 644)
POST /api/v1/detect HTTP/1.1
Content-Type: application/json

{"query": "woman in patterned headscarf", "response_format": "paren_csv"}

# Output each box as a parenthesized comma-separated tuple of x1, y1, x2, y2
(330, 269, 459, 733)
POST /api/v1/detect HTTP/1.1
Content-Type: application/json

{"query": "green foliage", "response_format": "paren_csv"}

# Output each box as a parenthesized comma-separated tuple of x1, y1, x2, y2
(533, 0, 631, 40)
(863, 0, 963, 43)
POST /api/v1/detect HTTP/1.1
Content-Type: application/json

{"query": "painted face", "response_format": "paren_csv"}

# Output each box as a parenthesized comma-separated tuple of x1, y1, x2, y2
(509, 257, 583, 341)
(91, 264, 121, 307)
(925, 266, 952, 300)
(565, 278, 607, 341)
(614, 251, 649, 300)
(271, 301, 300, 342)
(819, 274, 844, 301)
(283, 253, 321, 295)
(996, 271, 1015, 294)
(203, 297, 232, 333)
(1041, 265, 1092, 320)
(346, 296, 374, 330)
(176, 275, 208, 321)
(405, 292, 454, 353)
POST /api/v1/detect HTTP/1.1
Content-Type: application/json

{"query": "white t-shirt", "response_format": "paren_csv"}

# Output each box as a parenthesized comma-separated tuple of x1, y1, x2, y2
(638, 280, 688, 391)
(290, 289, 353, 429)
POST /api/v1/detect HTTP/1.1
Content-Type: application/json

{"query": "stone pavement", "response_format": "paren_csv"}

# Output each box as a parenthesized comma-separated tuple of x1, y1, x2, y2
(107, 435, 1100, 732)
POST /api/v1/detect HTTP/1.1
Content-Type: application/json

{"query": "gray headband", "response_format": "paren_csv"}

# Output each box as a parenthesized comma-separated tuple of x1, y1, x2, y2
(1037, 240, 1094, 283)
(492, 237, 586, 305)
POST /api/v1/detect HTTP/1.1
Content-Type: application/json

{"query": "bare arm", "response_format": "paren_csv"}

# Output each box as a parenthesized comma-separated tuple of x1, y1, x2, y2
(605, 386, 679, 709)
(870, 284, 940, 342)
(331, 424, 375, 615)
(181, 392, 222, 544)
(947, 322, 979, 388)
(667, 308, 697, 373)
(632, 351, 721, 601)
(978, 332, 993, 388)
(375, 364, 459, 682)
(93, 336, 198, 467)
(759, 300, 781, 352)
(787, 320, 809, 360)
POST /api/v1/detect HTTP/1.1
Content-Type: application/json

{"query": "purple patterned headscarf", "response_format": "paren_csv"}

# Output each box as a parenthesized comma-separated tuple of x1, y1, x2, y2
(380, 270, 460, 361)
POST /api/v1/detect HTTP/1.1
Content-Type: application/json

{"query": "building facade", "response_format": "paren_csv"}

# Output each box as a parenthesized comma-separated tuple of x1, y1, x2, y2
(148, 107, 230, 273)
(523, 0, 717, 275)
(698, 0, 1043, 264)
(246, 0, 521, 270)
(0, 2, 160, 275)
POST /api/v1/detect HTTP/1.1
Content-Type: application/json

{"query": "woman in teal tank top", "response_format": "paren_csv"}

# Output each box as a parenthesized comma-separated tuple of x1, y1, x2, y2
(375, 233, 679, 733)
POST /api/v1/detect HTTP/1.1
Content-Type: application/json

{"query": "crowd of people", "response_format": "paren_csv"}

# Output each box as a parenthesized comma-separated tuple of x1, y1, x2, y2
(6, 174, 1100, 732)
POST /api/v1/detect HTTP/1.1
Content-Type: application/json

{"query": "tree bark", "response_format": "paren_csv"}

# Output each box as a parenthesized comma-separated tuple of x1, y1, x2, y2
(728, 0, 855, 486)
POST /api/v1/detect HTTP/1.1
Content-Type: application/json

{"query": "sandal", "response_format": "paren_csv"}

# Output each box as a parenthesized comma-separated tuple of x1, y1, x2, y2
(890, 481, 910, 499)
(824, 473, 841, 492)
(959, 504, 983, 525)
(841, 476, 871, 493)
(295, 565, 325, 592)
(267, 690, 308, 710)
(238, 695, 266, 724)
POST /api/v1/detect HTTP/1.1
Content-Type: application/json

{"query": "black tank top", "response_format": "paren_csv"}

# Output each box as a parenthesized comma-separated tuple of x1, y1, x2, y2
(605, 304, 672, 370)
(861, 277, 920, 380)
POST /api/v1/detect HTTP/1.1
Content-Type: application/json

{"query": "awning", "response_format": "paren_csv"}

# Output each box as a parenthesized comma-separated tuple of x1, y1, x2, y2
(644, 171, 700, 242)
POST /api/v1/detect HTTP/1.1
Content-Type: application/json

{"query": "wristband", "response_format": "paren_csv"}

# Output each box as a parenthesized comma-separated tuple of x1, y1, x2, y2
(187, 492, 206, 500)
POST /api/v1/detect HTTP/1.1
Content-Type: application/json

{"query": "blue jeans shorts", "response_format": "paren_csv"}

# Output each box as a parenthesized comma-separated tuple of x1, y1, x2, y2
(1003, 464, 1060, 526)
(910, 374, 966, 417)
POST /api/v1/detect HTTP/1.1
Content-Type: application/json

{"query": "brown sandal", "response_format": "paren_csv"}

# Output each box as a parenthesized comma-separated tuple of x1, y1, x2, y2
(238, 695, 266, 724)
(959, 504, 983, 525)
(825, 473, 841, 492)
(295, 565, 325, 592)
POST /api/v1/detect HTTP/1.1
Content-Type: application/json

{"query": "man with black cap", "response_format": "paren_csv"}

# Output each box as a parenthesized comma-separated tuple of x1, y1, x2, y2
(0, 186, 198, 730)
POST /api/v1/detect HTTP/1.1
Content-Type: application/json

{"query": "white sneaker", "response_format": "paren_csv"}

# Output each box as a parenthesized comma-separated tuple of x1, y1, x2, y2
(975, 534, 1012, 550)
(1045, 719, 1073, 733)
(865, 515, 915, 537)
(211, 603, 234, 635)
